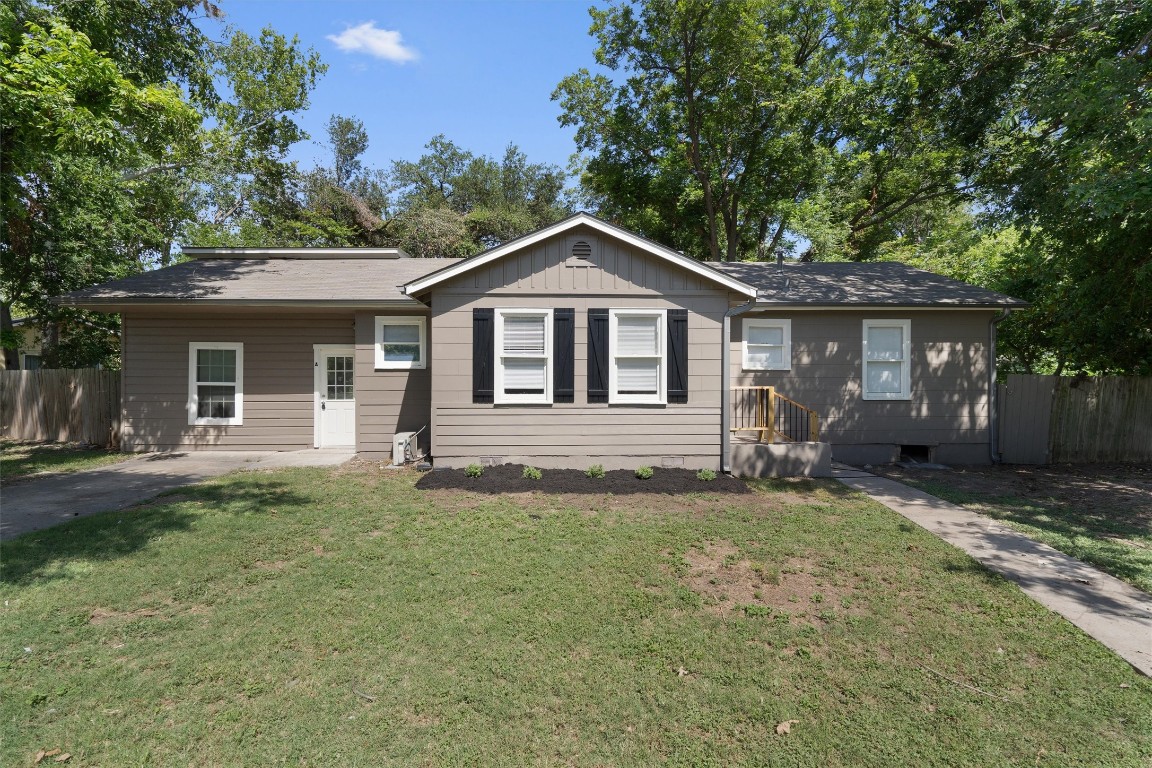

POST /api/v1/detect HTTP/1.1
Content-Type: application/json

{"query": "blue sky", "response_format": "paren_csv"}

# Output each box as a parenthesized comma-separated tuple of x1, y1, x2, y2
(210, 1, 605, 174)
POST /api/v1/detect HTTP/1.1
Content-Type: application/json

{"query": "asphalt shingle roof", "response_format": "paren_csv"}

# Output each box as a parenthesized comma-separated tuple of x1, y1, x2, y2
(714, 261, 1025, 307)
(58, 257, 462, 306)
(58, 253, 1023, 309)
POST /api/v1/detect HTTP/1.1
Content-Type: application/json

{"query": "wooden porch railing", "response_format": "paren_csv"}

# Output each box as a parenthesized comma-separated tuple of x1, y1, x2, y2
(731, 386, 820, 443)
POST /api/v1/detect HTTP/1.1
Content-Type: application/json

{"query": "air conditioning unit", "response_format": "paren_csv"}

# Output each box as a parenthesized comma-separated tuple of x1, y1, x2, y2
(392, 431, 418, 466)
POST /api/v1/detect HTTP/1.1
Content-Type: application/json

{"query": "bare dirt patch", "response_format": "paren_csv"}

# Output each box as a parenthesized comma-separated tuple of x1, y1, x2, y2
(415, 463, 750, 495)
(88, 603, 212, 624)
(88, 607, 162, 625)
(679, 542, 855, 621)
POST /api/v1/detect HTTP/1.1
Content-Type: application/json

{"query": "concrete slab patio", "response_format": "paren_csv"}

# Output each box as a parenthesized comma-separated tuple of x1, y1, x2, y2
(0, 449, 354, 542)
(834, 463, 1152, 677)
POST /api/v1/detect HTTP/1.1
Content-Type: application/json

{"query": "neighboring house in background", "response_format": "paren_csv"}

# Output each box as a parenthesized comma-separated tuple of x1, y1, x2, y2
(0, 318, 44, 370)
(56, 213, 1025, 474)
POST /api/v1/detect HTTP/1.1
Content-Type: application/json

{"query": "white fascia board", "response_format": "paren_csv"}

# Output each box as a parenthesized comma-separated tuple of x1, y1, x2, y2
(402, 213, 758, 298)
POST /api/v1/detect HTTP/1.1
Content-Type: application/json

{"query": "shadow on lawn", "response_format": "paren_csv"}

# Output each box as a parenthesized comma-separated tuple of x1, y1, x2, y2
(0, 479, 312, 587)
(893, 476, 1151, 590)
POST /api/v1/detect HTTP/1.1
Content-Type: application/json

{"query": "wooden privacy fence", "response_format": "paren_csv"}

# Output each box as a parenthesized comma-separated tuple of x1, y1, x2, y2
(1, 369, 120, 445)
(998, 374, 1152, 464)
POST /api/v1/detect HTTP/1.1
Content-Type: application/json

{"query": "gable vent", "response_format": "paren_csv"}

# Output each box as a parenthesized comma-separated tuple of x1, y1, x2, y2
(571, 241, 593, 260)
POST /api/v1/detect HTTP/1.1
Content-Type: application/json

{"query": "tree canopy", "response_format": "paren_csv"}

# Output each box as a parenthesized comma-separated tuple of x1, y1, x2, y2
(556, 0, 1151, 375)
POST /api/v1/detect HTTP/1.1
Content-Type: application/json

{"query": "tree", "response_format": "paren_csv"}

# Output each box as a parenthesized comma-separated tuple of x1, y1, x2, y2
(1, 6, 201, 366)
(386, 136, 569, 256)
(1, 2, 326, 366)
(557, 0, 878, 261)
(885, 0, 1152, 374)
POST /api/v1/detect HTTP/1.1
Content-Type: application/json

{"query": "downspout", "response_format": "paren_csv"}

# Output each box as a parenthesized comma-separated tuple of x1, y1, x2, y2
(988, 308, 1012, 464)
(721, 298, 759, 474)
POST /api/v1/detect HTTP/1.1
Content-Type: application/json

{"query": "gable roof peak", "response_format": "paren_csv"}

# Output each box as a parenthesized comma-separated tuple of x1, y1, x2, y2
(402, 213, 757, 298)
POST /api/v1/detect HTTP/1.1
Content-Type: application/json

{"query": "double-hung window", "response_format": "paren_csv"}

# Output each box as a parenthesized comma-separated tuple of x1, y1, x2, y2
(862, 320, 911, 400)
(188, 342, 243, 425)
(742, 318, 791, 370)
(610, 309, 665, 404)
(375, 316, 426, 369)
(495, 309, 552, 404)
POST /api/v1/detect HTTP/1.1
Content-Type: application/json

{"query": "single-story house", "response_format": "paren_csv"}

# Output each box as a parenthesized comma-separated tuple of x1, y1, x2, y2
(57, 213, 1025, 474)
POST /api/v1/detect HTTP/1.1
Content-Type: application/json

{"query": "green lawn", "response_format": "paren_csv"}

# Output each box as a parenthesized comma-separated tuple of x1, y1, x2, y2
(2, 467, 1149, 766)
(1, 440, 129, 482)
(873, 466, 1152, 595)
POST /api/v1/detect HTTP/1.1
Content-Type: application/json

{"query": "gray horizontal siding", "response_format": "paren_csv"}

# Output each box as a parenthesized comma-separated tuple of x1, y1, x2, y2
(430, 230, 735, 469)
(731, 310, 997, 451)
(354, 311, 432, 457)
(121, 313, 355, 451)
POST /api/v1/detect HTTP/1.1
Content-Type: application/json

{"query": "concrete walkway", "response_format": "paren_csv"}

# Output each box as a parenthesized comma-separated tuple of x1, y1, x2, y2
(834, 464, 1152, 677)
(1, 449, 354, 542)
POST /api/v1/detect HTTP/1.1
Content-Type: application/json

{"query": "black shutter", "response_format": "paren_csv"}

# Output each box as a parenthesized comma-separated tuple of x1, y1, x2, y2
(667, 309, 689, 404)
(554, 308, 575, 403)
(587, 308, 609, 403)
(473, 308, 494, 403)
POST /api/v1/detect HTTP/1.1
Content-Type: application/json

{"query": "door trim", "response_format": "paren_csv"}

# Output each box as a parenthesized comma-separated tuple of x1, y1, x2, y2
(313, 344, 356, 448)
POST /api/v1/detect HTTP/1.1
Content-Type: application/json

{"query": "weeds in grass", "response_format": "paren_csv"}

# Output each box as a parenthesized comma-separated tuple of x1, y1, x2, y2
(1, 467, 1148, 766)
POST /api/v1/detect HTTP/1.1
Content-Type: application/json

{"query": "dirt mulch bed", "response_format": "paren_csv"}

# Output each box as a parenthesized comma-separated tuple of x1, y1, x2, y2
(415, 463, 750, 495)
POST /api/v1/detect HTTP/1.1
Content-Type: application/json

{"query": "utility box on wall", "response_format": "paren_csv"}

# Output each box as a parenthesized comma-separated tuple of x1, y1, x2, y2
(392, 431, 418, 466)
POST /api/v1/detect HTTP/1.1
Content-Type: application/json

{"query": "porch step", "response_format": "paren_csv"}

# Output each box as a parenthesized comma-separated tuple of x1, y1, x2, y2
(730, 441, 832, 478)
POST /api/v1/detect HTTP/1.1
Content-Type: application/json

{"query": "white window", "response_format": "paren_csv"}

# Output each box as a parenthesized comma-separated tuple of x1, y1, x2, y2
(610, 309, 666, 404)
(742, 318, 791, 370)
(375, 316, 426, 369)
(495, 309, 552, 404)
(862, 320, 911, 400)
(188, 342, 243, 425)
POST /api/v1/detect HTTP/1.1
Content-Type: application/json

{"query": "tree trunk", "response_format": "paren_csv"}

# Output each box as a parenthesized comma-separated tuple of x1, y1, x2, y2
(1, 301, 19, 369)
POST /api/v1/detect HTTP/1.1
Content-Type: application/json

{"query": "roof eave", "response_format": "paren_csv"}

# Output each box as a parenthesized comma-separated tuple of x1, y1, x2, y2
(751, 301, 1030, 310)
(53, 297, 425, 310)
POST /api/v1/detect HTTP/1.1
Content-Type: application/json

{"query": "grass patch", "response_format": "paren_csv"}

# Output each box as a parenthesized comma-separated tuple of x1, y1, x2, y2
(1, 467, 1149, 765)
(877, 469, 1152, 594)
(1, 440, 128, 482)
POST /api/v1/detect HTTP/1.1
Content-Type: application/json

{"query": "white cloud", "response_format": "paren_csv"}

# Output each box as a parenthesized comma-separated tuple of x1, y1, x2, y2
(327, 22, 418, 63)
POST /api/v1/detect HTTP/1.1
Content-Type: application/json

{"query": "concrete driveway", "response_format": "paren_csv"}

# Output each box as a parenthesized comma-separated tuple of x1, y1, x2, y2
(1, 449, 353, 541)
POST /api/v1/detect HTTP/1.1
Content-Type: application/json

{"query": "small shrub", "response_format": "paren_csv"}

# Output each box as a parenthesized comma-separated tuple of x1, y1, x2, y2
(522, 466, 542, 480)
(464, 463, 483, 478)
(585, 464, 605, 479)
(635, 466, 654, 480)
(697, 469, 717, 482)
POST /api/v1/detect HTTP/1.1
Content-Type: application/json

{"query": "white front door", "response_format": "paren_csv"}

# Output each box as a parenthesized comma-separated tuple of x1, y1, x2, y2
(314, 345, 356, 447)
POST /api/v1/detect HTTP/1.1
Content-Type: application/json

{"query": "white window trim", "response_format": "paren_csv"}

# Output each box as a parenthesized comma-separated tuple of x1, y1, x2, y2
(609, 308, 666, 405)
(494, 308, 553, 405)
(742, 318, 791, 371)
(862, 319, 911, 401)
(375, 316, 426, 370)
(187, 342, 244, 426)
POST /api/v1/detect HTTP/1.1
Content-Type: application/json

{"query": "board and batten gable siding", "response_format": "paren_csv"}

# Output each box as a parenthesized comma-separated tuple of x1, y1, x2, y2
(732, 309, 996, 463)
(121, 312, 354, 451)
(354, 310, 432, 458)
(428, 229, 737, 470)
